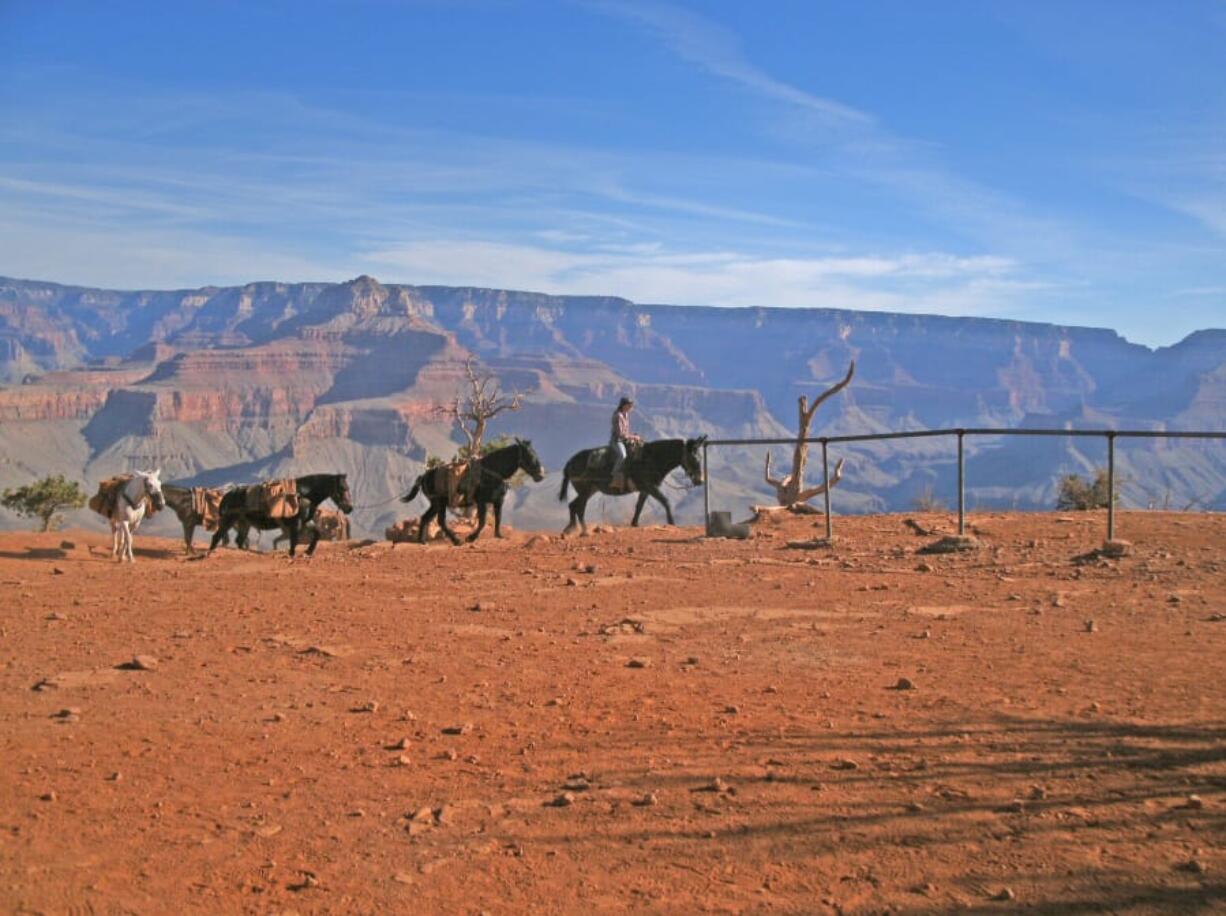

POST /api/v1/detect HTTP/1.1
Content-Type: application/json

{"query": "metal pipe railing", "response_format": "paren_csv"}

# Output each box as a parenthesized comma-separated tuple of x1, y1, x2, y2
(702, 427, 1226, 542)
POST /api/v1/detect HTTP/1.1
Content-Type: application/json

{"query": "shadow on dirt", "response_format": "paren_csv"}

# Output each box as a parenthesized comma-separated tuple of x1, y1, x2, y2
(502, 713, 1226, 911)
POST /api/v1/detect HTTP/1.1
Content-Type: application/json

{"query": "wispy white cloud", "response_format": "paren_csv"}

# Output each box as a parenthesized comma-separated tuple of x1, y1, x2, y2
(591, 1, 872, 126)
(359, 239, 1022, 316)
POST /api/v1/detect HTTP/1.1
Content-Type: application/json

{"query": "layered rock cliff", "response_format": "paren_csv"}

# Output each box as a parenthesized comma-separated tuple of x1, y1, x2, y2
(0, 274, 1223, 535)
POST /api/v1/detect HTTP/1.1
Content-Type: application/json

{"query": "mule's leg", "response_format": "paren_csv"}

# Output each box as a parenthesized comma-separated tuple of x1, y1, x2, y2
(306, 519, 322, 556)
(630, 492, 650, 526)
(122, 521, 134, 563)
(184, 522, 196, 554)
(436, 501, 461, 546)
(208, 520, 226, 553)
(287, 520, 299, 557)
(111, 521, 121, 560)
(567, 489, 593, 537)
(492, 497, 505, 539)
(646, 486, 674, 525)
(467, 501, 488, 543)
(417, 504, 437, 544)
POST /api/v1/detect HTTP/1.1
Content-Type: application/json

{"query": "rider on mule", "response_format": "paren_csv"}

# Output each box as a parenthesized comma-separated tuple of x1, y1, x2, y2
(609, 396, 641, 489)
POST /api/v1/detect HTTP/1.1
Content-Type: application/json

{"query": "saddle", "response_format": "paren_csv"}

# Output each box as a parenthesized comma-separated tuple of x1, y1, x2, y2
(248, 479, 301, 519)
(192, 487, 224, 530)
(88, 475, 132, 517)
(598, 442, 642, 495)
(438, 460, 479, 509)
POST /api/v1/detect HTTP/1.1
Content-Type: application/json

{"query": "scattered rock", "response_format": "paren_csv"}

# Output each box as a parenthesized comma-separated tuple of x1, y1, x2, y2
(45, 612, 67, 621)
(117, 655, 159, 672)
(1084, 619, 1097, 633)
(915, 562, 933, 573)
(890, 677, 916, 691)
(51, 567, 65, 576)
(633, 792, 658, 807)
(254, 824, 283, 838)
(411, 806, 435, 823)
(918, 535, 978, 555)
(51, 707, 81, 722)
(626, 657, 651, 669)
(441, 723, 473, 736)
(1101, 539, 1133, 558)
(830, 759, 859, 771)
(549, 792, 576, 808)
(300, 644, 352, 658)
(288, 871, 319, 891)
(1181, 795, 1205, 810)
(1178, 859, 1207, 874)
(350, 701, 380, 714)
(59, 540, 75, 550)
(39, 791, 57, 802)
(565, 577, 580, 587)
(992, 887, 1016, 901)
(387, 737, 411, 751)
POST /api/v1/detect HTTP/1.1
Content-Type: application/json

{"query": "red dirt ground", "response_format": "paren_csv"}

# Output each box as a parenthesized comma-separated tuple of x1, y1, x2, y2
(2, 511, 1224, 914)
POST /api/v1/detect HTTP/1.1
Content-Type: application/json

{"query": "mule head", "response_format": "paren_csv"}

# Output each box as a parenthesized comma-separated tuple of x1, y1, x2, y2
(516, 438, 546, 482)
(333, 473, 354, 514)
(682, 437, 707, 486)
(141, 468, 166, 510)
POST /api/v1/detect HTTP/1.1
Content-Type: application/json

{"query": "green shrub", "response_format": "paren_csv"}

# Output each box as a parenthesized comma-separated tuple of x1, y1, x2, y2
(1, 474, 87, 531)
(1056, 469, 1115, 511)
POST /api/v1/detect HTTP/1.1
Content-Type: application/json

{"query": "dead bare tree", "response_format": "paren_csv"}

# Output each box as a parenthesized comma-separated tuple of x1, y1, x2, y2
(451, 356, 523, 458)
(761, 360, 855, 510)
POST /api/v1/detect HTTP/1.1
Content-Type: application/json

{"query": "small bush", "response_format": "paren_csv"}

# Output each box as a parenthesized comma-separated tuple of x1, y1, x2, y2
(1056, 469, 1115, 511)
(912, 484, 947, 512)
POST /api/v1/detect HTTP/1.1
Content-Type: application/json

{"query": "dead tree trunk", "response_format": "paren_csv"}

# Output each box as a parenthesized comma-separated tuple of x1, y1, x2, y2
(763, 360, 855, 507)
(452, 356, 523, 457)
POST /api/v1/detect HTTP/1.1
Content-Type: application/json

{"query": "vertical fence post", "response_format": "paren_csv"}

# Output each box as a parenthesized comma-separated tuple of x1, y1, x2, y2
(956, 429, 966, 536)
(1106, 431, 1116, 542)
(821, 438, 833, 541)
(702, 440, 710, 534)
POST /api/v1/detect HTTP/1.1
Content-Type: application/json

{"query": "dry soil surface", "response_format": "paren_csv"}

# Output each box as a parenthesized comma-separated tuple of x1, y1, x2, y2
(2, 511, 1225, 914)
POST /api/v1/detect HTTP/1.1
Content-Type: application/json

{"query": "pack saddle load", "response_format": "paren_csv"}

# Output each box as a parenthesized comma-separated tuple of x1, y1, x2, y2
(247, 479, 301, 519)
(89, 475, 160, 518)
(192, 487, 225, 531)
(442, 460, 479, 509)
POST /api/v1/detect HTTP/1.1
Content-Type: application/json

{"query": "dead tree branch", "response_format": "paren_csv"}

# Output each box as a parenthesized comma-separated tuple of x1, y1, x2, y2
(766, 360, 855, 507)
(451, 356, 523, 456)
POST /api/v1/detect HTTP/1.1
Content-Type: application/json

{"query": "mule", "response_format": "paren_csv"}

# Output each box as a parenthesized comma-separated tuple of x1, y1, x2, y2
(106, 470, 166, 562)
(162, 484, 236, 554)
(559, 436, 706, 537)
(401, 439, 545, 545)
(272, 506, 350, 550)
(208, 473, 354, 557)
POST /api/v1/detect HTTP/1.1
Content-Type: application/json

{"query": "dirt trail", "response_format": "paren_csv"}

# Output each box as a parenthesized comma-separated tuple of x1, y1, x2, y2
(2, 512, 1224, 914)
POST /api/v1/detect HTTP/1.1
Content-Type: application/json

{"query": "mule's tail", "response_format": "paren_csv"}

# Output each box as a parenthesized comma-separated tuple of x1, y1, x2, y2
(402, 475, 423, 504)
(558, 470, 570, 502)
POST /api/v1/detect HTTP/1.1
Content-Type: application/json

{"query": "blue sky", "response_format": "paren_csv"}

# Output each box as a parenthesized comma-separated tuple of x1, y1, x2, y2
(1, 0, 1223, 345)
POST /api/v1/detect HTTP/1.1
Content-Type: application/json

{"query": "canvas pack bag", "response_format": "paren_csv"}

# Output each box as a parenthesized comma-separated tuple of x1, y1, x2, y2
(193, 487, 224, 530)
(88, 475, 132, 517)
(248, 479, 300, 518)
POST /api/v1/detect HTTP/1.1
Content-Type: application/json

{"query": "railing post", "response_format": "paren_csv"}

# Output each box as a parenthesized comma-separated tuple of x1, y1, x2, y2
(822, 438, 833, 540)
(1106, 431, 1116, 542)
(702, 440, 710, 534)
(956, 429, 966, 536)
